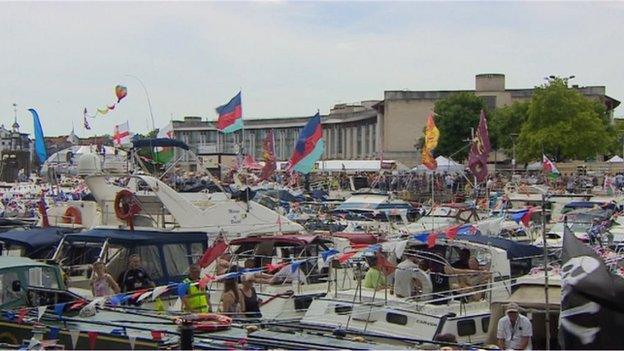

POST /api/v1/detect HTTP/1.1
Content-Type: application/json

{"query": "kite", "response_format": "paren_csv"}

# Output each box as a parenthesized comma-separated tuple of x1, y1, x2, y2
(84, 84, 128, 120)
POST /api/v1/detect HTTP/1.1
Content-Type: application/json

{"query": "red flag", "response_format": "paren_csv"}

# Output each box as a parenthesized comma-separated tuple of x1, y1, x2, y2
(338, 251, 357, 264)
(17, 307, 28, 324)
(260, 130, 277, 181)
(197, 239, 228, 268)
(69, 300, 88, 311)
(198, 274, 215, 289)
(151, 330, 163, 341)
(88, 331, 98, 350)
(243, 154, 262, 170)
(427, 232, 438, 248)
(445, 225, 460, 240)
(468, 109, 491, 182)
(375, 252, 396, 276)
(521, 207, 538, 226)
(265, 262, 288, 273)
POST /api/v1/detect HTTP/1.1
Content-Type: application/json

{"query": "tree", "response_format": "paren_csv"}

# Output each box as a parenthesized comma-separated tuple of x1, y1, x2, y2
(489, 101, 529, 154)
(516, 77, 615, 162)
(433, 92, 486, 162)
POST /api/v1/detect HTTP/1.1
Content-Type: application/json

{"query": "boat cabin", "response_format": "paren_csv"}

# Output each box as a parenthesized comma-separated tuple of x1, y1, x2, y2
(0, 227, 78, 259)
(52, 228, 208, 291)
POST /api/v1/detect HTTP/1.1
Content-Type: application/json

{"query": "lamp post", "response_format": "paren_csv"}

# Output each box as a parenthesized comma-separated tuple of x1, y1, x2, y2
(510, 133, 518, 176)
(125, 74, 156, 132)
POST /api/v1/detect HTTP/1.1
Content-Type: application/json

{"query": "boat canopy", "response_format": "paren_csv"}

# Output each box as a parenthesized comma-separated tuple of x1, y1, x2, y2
(458, 235, 543, 260)
(0, 227, 76, 258)
(230, 234, 329, 247)
(63, 228, 209, 245)
(131, 138, 190, 151)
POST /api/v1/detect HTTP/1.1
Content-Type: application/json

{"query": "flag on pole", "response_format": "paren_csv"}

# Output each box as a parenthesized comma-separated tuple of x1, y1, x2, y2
(468, 109, 491, 182)
(260, 129, 277, 181)
(154, 122, 175, 164)
(29, 108, 48, 164)
(421, 113, 439, 170)
(559, 226, 624, 349)
(112, 121, 132, 146)
(287, 112, 324, 174)
(216, 91, 243, 134)
(543, 154, 560, 175)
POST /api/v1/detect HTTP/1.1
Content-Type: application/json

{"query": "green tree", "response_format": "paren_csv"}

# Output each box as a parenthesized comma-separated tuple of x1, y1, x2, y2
(433, 92, 486, 162)
(489, 101, 529, 154)
(516, 77, 615, 162)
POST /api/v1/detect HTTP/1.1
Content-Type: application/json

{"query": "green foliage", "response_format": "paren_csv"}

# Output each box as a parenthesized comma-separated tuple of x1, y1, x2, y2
(433, 92, 485, 162)
(516, 78, 615, 162)
(489, 101, 529, 153)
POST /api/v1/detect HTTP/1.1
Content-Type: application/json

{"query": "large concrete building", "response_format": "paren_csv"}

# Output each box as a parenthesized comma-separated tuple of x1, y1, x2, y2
(171, 74, 620, 168)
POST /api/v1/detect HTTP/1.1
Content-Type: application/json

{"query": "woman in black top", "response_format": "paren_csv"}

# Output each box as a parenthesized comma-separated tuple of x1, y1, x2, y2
(240, 276, 262, 319)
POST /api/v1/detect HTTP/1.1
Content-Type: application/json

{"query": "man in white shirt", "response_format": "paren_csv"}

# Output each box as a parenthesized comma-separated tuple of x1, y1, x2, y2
(497, 302, 532, 350)
(393, 257, 432, 298)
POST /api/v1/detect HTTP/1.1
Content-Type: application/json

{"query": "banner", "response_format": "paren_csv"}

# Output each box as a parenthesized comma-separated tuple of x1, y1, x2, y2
(421, 113, 439, 170)
(468, 109, 491, 182)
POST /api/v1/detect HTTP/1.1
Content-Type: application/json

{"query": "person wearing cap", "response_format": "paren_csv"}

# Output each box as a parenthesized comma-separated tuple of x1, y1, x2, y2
(497, 302, 532, 350)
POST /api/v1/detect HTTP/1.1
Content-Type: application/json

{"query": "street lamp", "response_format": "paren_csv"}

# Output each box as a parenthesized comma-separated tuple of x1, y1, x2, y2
(509, 133, 518, 176)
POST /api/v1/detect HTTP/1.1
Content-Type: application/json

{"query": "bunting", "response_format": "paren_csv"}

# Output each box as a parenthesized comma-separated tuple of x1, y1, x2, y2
(84, 85, 127, 118)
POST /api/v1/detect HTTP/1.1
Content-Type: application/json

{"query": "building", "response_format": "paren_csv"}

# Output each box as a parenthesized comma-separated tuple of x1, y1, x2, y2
(171, 74, 621, 168)
(0, 121, 33, 181)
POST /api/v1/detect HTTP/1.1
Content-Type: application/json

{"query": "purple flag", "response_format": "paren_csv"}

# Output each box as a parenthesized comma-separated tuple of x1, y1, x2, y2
(468, 109, 491, 182)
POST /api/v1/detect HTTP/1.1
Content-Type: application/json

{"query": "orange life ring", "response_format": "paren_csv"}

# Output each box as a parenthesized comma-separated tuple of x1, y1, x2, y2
(114, 190, 141, 221)
(175, 313, 232, 333)
(62, 206, 82, 225)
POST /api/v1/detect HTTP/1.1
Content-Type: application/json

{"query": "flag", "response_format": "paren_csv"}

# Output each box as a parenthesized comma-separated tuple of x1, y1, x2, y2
(29, 108, 48, 164)
(260, 129, 277, 181)
(376, 251, 396, 276)
(468, 109, 491, 182)
(543, 154, 560, 175)
(216, 91, 243, 133)
(154, 122, 175, 164)
(83, 108, 91, 130)
(287, 112, 324, 174)
(243, 154, 262, 170)
(421, 113, 439, 170)
(427, 232, 437, 248)
(196, 239, 228, 268)
(559, 226, 624, 349)
(113, 121, 132, 146)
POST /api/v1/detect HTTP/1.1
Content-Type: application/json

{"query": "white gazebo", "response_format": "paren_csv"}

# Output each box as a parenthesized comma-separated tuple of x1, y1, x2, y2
(607, 155, 624, 163)
(412, 156, 465, 174)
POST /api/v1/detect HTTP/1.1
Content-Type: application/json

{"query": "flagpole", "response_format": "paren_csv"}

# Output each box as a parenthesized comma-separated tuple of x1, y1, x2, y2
(542, 192, 551, 349)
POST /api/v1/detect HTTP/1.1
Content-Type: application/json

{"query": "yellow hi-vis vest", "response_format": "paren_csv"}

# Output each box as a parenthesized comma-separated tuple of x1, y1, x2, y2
(183, 278, 210, 313)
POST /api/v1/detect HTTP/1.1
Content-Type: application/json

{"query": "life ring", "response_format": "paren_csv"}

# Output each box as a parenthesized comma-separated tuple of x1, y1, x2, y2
(114, 190, 141, 221)
(62, 206, 82, 225)
(175, 313, 232, 333)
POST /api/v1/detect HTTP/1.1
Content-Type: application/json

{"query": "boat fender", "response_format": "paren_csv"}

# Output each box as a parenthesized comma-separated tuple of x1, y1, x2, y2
(62, 206, 82, 225)
(114, 190, 141, 228)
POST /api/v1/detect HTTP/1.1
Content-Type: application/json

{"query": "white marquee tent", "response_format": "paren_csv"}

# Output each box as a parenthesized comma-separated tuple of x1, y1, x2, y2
(412, 156, 465, 174)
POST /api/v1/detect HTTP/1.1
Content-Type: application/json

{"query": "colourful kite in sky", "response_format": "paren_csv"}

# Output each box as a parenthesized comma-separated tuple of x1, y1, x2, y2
(84, 84, 128, 120)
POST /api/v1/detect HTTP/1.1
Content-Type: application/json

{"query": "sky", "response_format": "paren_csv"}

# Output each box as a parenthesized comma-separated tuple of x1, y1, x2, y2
(1, 1, 623, 137)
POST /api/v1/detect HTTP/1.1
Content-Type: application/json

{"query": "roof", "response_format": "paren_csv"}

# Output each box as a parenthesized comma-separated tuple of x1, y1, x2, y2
(457, 235, 543, 260)
(230, 235, 324, 246)
(0, 256, 54, 270)
(0, 227, 76, 253)
(64, 228, 209, 245)
(131, 138, 190, 151)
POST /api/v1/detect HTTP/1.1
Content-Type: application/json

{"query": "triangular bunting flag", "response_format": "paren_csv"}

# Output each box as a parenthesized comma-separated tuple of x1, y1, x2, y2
(198, 274, 215, 289)
(150, 330, 163, 341)
(128, 333, 138, 350)
(17, 307, 28, 324)
(137, 290, 152, 303)
(49, 327, 60, 340)
(151, 285, 169, 300)
(338, 251, 357, 264)
(69, 329, 81, 350)
(88, 331, 98, 350)
(171, 297, 182, 312)
(37, 306, 47, 321)
(427, 232, 438, 248)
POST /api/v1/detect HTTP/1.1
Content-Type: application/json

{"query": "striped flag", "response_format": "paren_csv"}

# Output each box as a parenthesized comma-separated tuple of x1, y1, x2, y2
(216, 92, 243, 134)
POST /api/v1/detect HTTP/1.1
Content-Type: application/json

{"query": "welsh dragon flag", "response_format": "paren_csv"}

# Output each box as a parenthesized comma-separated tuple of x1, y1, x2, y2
(154, 123, 175, 164)
(543, 154, 560, 177)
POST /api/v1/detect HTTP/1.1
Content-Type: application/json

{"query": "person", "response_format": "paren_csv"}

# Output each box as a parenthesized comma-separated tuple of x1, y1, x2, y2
(497, 302, 533, 350)
(587, 218, 603, 247)
(118, 254, 155, 293)
(393, 256, 432, 298)
(239, 275, 262, 319)
(219, 278, 243, 317)
(90, 261, 120, 297)
(451, 249, 471, 269)
(363, 256, 387, 290)
(182, 264, 211, 313)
